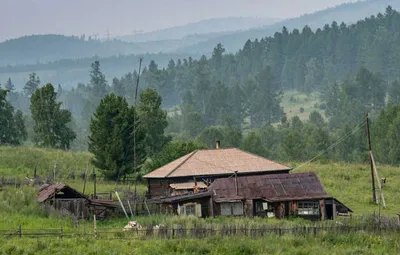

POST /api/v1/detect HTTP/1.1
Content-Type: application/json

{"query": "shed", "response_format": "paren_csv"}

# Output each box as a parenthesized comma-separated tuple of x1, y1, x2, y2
(37, 183, 116, 219)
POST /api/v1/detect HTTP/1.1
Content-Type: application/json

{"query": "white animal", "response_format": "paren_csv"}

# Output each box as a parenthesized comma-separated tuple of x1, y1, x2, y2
(123, 221, 142, 231)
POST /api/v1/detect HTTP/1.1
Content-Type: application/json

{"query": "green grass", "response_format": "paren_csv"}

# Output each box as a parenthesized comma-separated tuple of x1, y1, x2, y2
(1, 233, 399, 255)
(292, 161, 400, 216)
(1, 146, 400, 254)
(0, 146, 92, 178)
(281, 90, 325, 121)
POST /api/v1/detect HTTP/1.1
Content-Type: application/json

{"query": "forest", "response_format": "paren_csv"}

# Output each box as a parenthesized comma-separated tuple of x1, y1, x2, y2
(2, 6, 400, 178)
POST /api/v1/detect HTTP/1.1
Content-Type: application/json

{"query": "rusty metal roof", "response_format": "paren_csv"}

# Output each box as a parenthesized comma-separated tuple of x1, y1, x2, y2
(144, 148, 291, 179)
(37, 182, 87, 203)
(209, 172, 332, 202)
(149, 190, 213, 204)
(169, 182, 207, 190)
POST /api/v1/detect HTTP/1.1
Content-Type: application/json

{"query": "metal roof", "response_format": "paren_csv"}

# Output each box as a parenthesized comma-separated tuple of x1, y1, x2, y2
(143, 148, 291, 179)
(209, 172, 332, 202)
(148, 191, 212, 204)
(36, 182, 87, 203)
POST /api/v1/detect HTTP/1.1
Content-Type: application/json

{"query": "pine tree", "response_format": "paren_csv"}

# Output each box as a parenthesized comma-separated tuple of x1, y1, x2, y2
(30, 84, 76, 149)
(137, 88, 170, 156)
(88, 93, 146, 180)
(24, 73, 40, 97)
(5, 78, 15, 92)
(90, 61, 108, 100)
(0, 89, 27, 145)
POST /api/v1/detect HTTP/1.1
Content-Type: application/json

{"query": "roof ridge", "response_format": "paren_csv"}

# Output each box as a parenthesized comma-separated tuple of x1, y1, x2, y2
(232, 148, 292, 170)
(165, 150, 199, 178)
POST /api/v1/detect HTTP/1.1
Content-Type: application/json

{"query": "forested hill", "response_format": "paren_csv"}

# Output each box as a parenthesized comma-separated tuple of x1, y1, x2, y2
(180, 0, 400, 53)
(137, 5, 400, 108)
(118, 17, 280, 42)
(2, 0, 400, 69)
(0, 35, 175, 66)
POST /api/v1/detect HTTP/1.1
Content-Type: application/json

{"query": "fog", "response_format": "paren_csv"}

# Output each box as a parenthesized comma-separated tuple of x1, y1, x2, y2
(1, 0, 360, 41)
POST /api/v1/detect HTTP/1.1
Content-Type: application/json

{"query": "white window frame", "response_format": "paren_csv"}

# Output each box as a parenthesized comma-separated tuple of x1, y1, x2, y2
(298, 200, 320, 215)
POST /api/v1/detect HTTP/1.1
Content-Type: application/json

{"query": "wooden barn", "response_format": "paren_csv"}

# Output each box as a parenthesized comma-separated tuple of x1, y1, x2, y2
(144, 142, 291, 199)
(151, 172, 352, 220)
(37, 183, 117, 219)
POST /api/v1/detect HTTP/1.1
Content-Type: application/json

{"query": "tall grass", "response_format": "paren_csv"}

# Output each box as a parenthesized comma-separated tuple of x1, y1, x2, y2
(1, 233, 400, 255)
(0, 146, 92, 177)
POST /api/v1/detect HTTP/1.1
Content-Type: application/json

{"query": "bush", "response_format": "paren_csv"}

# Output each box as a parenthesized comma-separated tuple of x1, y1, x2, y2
(299, 107, 305, 113)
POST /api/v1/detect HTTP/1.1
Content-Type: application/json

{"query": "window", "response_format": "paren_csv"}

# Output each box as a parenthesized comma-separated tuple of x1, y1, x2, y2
(255, 201, 273, 213)
(220, 202, 243, 216)
(185, 204, 196, 216)
(298, 201, 319, 215)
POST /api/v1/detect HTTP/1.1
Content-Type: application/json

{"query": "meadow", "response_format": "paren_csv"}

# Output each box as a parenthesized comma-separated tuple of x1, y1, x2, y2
(1, 146, 400, 254)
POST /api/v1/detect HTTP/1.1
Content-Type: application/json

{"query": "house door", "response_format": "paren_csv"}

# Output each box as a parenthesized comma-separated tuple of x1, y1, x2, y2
(284, 202, 289, 218)
(325, 204, 333, 220)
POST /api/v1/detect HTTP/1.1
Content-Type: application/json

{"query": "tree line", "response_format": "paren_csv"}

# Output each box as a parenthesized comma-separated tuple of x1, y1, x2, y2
(2, 6, 400, 179)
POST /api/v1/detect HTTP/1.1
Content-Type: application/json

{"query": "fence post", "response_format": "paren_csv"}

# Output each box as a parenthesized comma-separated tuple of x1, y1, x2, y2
(93, 215, 97, 239)
(18, 225, 21, 238)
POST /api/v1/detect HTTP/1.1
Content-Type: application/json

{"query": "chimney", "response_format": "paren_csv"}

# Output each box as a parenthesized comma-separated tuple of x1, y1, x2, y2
(216, 140, 221, 149)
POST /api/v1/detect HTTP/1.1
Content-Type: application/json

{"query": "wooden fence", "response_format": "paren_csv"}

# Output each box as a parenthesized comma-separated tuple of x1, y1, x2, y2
(2, 223, 400, 240)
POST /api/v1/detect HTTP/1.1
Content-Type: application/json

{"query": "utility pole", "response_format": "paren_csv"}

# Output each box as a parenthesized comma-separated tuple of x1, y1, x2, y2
(366, 113, 377, 204)
(133, 58, 143, 215)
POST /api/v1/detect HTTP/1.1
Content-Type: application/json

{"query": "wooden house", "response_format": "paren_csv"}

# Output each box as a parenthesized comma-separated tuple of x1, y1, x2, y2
(151, 172, 352, 220)
(144, 143, 291, 199)
(37, 183, 117, 219)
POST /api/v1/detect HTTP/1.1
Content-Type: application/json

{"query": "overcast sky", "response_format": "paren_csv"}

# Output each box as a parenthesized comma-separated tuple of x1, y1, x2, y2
(1, 0, 360, 41)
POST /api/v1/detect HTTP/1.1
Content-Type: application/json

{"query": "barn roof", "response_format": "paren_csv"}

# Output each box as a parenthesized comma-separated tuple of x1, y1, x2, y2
(37, 182, 87, 203)
(210, 172, 332, 202)
(143, 148, 291, 179)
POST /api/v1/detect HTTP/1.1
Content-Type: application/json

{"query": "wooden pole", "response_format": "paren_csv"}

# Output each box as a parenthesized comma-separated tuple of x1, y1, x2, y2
(53, 162, 57, 181)
(127, 200, 134, 218)
(133, 57, 143, 216)
(366, 113, 377, 204)
(93, 215, 97, 238)
(144, 198, 151, 216)
(115, 191, 129, 220)
(370, 151, 386, 208)
(82, 163, 89, 194)
(93, 168, 97, 199)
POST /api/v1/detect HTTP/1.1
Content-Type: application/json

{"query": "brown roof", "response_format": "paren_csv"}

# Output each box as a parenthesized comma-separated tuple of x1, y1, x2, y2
(143, 148, 291, 179)
(37, 183, 87, 203)
(209, 172, 332, 202)
(170, 182, 207, 190)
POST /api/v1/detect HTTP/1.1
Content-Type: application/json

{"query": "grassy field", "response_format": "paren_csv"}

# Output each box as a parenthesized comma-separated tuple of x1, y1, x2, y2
(281, 90, 325, 121)
(1, 146, 400, 254)
(1, 233, 400, 255)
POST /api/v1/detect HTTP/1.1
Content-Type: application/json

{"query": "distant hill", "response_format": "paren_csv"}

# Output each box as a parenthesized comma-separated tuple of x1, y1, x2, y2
(117, 17, 280, 42)
(2, 0, 400, 87)
(178, 0, 400, 53)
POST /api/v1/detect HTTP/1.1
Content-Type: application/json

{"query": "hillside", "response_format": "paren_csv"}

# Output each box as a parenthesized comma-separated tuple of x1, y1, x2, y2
(2, 1, 400, 69)
(118, 17, 280, 42)
(180, 0, 400, 53)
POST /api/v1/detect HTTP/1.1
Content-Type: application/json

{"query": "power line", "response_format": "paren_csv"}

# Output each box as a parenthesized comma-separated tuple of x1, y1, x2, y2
(292, 119, 365, 171)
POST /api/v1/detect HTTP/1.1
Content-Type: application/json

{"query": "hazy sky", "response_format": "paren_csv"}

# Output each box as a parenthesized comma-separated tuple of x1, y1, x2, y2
(1, 0, 360, 41)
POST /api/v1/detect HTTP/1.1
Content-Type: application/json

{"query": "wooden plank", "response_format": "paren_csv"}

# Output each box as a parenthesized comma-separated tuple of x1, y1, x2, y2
(370, 151, 386, 208)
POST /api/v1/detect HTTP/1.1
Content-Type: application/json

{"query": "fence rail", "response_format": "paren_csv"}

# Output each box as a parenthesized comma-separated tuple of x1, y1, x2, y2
(2, 224, 400, 240)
